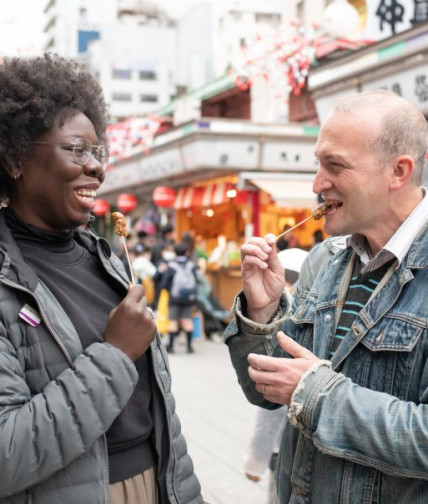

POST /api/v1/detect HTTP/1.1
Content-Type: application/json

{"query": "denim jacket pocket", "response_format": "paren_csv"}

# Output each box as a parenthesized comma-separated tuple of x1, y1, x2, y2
(359, 315, 425, 399)
(361, 315, 424, 352)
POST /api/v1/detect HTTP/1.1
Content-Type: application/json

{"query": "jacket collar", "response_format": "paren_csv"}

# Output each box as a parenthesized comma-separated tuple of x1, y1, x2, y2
(402, 220, 428, 270)
(0, 209, 112, 291)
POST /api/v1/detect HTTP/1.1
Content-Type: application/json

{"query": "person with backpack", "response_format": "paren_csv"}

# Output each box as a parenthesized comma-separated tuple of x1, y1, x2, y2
(161, 242, 198, 353)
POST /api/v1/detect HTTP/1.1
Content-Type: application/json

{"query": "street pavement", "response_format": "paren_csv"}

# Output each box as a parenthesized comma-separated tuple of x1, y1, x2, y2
(166, 335, 272, 504)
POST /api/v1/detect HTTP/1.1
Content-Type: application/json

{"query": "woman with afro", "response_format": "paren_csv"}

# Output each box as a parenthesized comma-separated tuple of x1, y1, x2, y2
(0, 53, 204, 504)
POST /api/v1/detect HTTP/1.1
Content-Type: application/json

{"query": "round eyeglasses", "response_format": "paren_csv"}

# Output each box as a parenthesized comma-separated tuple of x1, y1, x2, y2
(32, 137, 109, 171)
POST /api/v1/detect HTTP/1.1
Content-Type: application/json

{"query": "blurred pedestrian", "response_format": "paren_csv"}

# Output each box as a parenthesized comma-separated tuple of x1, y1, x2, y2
(132, 243, 156, 307)
(153, 242, 176, 310)
(161, 242, 197, 353)
(311, 229, 324, 250)
(151, 223, 175, 265)
(276, 224, 300, 251)
(0, 53, 203, 504)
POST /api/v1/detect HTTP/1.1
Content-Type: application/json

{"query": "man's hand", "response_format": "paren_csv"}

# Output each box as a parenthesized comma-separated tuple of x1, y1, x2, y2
(247, 332, 320, 405)
(240, 234, 285, 322)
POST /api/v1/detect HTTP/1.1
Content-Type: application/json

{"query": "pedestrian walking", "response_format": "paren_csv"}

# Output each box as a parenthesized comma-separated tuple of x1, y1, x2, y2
(161, 242, 198, 353)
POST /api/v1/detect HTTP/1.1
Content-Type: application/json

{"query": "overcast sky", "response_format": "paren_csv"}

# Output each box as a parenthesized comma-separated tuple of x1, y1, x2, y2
(0, 0, 46, 56)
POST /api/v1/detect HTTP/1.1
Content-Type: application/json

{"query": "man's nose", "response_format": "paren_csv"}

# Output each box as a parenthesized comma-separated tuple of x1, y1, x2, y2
(312, 167, 333, 195)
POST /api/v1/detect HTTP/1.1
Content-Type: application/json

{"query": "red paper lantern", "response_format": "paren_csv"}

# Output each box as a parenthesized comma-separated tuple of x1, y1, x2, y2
(93, 199, 111, 217)
(152, 186, 176, 208)
(117, 193, 138, 213)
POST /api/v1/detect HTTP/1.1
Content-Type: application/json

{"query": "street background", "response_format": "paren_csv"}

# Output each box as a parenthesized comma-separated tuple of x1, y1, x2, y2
(167, 336, 273, 504)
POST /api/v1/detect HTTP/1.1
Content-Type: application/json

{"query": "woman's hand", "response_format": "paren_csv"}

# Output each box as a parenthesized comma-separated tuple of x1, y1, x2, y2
(104, 284, 157, 361)
(240, 234, 285, 323)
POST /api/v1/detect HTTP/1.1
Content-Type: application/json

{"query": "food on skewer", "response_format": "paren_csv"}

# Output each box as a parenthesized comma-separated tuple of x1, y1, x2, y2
(311, 200, 343, 220)
(112, 211, 135, 284)
(275, 200, 342, 241)
(112, 211, 128, 237)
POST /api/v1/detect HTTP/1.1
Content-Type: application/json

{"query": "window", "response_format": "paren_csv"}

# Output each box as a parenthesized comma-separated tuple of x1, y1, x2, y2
(140, 94, 158, 103)
(139, 70, 156, 80)
(112, 93, 132, 102)
(112, 69, 132, 80)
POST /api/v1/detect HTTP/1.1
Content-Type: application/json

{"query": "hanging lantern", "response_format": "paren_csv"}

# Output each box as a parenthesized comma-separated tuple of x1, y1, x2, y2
(93, 199, 111, 217)
(152, 186, 176, 208)
(117, 193, 138, 213)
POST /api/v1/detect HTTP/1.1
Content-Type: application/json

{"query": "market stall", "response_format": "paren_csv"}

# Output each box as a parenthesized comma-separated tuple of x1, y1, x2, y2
(172, 175, 325, 309)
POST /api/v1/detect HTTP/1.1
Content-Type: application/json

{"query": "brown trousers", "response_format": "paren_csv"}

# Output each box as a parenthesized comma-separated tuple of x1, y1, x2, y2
(109, 467, 158, 504)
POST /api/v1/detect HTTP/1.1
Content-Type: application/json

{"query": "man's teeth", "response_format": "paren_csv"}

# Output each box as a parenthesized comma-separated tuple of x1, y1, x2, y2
(76, 190, 96, 199)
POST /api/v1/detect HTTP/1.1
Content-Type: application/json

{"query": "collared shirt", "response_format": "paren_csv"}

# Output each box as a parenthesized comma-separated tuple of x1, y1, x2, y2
(347, 187, 428, 274)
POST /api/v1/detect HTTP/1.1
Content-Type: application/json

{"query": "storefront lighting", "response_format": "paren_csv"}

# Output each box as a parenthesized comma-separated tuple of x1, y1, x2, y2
(226, 188, 237, 198)
(206, 208, 215, 217)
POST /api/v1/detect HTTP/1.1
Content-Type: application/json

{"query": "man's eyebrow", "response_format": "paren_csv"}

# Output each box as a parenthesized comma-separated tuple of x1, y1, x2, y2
(316, 152, 350, 164)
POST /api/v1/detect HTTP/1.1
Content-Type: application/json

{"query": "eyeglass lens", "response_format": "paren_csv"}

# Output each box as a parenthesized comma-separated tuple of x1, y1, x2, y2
(73, 138, 109, 169)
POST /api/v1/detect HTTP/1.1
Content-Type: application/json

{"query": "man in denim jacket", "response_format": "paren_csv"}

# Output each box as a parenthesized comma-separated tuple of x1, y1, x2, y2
(226, 89, 428, 503)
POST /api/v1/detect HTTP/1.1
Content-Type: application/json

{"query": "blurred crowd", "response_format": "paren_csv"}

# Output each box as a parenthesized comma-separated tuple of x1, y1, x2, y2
(115, 224, 231, 350)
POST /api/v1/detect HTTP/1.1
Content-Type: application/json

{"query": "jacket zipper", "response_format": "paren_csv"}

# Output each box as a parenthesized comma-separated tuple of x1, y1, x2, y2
(103, 436, 110, 504)
(0, 274, 111, 503)
(152, 346, 180, 504)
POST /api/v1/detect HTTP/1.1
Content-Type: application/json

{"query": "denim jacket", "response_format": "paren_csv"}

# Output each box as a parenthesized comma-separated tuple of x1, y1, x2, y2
(225, 227, 428, 504)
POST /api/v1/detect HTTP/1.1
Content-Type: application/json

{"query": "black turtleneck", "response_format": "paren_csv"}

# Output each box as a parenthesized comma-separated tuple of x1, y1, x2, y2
(5, 208, 154, 483)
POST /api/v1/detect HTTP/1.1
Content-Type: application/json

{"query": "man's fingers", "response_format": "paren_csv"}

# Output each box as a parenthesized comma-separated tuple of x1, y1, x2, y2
(277, 331, 312, 359)
(247, 353, 279, 371)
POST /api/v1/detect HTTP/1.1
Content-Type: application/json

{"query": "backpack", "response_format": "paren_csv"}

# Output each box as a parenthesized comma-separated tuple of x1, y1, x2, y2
(169, 260, 197, 305)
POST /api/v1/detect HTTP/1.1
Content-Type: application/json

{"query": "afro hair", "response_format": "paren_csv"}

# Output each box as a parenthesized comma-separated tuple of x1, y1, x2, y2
(0, 53, 110, 196)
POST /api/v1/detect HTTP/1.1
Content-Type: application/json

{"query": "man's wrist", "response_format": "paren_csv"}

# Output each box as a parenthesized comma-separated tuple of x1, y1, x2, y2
(247, 302, 281, 324)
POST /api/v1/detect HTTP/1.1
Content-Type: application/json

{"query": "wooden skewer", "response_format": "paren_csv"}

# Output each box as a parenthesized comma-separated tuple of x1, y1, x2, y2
(121, 236, 135, 285)
(275, 215, 314, 242)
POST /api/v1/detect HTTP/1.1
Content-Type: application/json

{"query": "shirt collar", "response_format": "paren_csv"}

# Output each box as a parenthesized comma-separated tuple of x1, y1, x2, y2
(347, 187, 428, 272)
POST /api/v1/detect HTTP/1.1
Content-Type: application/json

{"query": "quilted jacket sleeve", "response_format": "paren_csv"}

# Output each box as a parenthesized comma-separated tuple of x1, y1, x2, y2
(0, 329, 138, 497)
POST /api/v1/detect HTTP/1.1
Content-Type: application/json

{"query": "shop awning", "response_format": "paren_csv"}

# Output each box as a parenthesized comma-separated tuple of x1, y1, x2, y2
(174, 182, 234, 209)
(239, 172, 317, 209)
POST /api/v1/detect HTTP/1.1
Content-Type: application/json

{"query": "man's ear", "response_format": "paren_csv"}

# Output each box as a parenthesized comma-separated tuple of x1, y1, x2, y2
(390, 155, 414, 190)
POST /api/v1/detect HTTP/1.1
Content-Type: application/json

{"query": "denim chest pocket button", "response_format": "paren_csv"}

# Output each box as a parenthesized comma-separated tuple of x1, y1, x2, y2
(325, 314, 332, 321)
(361, 317, 423, 352)
(352, 325, 361, 336)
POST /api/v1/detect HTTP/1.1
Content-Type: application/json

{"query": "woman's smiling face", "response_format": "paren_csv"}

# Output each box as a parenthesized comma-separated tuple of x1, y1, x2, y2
(10, 111, 105, 231)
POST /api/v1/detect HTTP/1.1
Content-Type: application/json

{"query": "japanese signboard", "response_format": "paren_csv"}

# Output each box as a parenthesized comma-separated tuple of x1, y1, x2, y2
(362, 0, 428, 40)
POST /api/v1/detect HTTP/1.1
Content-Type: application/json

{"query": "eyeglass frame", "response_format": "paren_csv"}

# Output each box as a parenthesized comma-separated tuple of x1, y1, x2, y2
(32, 137, 109, 171)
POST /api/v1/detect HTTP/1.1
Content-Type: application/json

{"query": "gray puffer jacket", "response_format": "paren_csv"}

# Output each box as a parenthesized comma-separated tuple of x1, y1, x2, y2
(0, 212, 203, 504)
